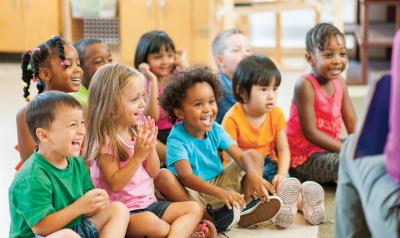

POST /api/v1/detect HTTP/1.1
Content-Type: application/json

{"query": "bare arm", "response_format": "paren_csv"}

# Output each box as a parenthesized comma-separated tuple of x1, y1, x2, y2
(156, 141, 166, 166)
(16, 107, 36, 162)
(295, 77, 341, 152)
(340, 78, 357, 134)
(139, 63, 160, 121)
(32, 189, 108, 236)
(174, 159, 245, 209)
(144, 147, 160, 178)
(272, 129, 291, 189)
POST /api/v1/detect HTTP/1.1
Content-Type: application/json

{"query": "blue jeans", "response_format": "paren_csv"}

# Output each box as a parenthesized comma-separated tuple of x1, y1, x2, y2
(130, 200, 171, 218)
(335, 136, 400, 238)
(35, 217, 98, 238)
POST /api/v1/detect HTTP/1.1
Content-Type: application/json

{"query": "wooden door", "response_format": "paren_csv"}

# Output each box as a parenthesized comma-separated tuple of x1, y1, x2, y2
(0, 0, 24, 52)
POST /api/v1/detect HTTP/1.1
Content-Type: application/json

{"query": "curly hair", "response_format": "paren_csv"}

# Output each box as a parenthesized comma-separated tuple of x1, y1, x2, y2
(159, 65, 221, 124)
(305, 23, 345, 53)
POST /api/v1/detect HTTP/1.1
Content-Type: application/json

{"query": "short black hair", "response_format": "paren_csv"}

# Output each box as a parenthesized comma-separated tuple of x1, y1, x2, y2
(233, 55, 281, 103)
(134, 30, 175, 68)
(306, 23, 345, 53)
(26, 91, 82, 144)
(74, 38, 103, 65)
(159, 66, 221, 124)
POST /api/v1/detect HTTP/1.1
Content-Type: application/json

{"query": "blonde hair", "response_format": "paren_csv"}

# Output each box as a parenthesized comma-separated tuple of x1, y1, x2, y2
(83, 63, 142, 164)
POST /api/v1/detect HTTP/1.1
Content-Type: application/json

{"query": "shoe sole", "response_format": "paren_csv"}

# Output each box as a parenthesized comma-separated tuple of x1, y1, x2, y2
(301, 181, 325, 225)
(226, 207, 241, 231)
(238, 196, 282, 228)
(274, 178, 301, 227)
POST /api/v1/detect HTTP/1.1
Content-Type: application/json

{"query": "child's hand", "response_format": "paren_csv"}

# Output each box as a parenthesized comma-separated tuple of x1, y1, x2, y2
(138, 63, 157, 82)
(272, 174, 286, 190)
(78, 188, 109, 214)
(217, 189, 246, 210)
(174, 49, 189, 72)
(134, 116, 158, 160)
(245, 173, 276, 203)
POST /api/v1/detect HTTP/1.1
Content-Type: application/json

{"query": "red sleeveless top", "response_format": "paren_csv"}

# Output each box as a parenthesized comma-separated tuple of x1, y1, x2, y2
(287, 74, 343, 168)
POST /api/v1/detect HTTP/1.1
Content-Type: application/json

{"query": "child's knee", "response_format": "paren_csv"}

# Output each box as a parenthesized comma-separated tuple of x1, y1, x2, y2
(141, 212, 170, 236)
(184, 201, 204, 218)
(109, 201, 129, 219)
(155, 169, 177, 186)
(55, 228, 81, 238)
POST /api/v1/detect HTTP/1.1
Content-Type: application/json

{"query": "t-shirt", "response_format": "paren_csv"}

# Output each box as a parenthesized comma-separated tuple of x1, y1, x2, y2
(9, 151, 93, 238)
(70, 84, 88, 107)
(90, 136, 157, 211)
(166, 122, 235, 181)
(216, 73, 236, 123)
(222, 103, 286, 161)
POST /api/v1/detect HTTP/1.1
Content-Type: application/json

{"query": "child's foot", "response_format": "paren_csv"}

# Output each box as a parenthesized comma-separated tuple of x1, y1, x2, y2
(301, 181, 325, 225)
(190, 219, 217, 238)
(238, 196, 282, 228)
(273, 177, 301, 228)
(207, 204, 240, 232)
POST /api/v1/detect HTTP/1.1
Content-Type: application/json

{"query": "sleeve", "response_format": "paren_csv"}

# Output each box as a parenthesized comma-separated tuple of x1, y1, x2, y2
(221, 116, 238, 142)
(78, 157, 93, 194)
(13, 177, 55, 227)
(166, 137, 190, 167)
(216, 124, 235, 151)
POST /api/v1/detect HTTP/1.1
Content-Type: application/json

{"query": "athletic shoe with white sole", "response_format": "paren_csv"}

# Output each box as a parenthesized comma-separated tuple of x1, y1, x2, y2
(238, 196, 282, 228)
(273, 177, 301, 228)
(301, 181, 325, 225)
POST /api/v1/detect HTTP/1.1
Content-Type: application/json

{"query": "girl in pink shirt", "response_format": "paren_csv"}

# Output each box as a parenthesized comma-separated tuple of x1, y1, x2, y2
(83, 64, 212, 238)
(286, 23, 357, 184)
(134, 30, 189, 166)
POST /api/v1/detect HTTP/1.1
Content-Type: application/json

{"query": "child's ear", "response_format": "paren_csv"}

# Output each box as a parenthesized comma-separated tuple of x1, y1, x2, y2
(173, 108, 184, 121)
(237, 86, 248, 103)
(36, 128, 49, 143)
(305, 52, 315, 66)
(214, 55, 225, 68)
(39, 68, 51, 83)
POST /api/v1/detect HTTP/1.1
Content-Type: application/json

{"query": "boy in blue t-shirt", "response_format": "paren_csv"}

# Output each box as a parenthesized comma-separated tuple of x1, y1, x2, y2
(158, 66, 282, 232)
(9, 91, 129, 238)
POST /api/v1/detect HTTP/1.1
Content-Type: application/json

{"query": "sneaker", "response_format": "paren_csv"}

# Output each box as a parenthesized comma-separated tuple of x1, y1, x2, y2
(238, 196, 282, 228)
(301, 181, 325, 225)
(207, 204, 240, 232)
(272, 177, 301, 228)
(190, 219, 217, 238)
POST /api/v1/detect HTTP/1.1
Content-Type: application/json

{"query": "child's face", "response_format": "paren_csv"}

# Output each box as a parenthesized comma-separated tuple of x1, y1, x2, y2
(81, 43, 112, 88)
(175, 82, 218, 139)
(245, 79, 278, 115)
(120, 76, 147, 127)
(47, 44, 83, 92)
(217, 34, 251, 78)
(308, 35, 347, 80)
(41, 107, 85, 158)
(147, 45, 175, 78)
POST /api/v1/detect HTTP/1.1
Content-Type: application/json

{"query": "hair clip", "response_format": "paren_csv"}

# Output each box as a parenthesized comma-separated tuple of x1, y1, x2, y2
(60, 60, 66, 68)
(32, 47, 41, 54)
(27, 49, 32, 56)
(22, 82, 28, 88)
(37, 80, 43, 86)
(27, 63, 32, 71)
(32, 76, 39, 83)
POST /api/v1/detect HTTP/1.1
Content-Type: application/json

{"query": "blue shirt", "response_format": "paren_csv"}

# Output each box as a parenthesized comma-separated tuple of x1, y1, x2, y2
(216, 73, 236, 123)
(166, 122, 235, 181)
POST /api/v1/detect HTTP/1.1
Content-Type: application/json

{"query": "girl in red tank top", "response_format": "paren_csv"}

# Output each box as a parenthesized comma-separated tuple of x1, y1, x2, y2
(286, 23, 357, 184)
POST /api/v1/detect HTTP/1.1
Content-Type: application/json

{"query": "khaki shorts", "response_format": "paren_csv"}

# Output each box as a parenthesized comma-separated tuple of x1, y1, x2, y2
(186, 161, 245, 209)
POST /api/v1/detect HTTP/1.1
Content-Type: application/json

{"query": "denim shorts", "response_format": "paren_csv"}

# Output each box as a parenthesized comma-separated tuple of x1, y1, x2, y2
(130, 200, 172, 218)
(35, 217, 98, 238)
(263, 155, 290, 183)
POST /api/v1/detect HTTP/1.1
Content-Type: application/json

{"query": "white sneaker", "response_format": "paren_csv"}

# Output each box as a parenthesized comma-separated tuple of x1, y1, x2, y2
(273, 177, 301, 228)
(301, 181, 325, 225)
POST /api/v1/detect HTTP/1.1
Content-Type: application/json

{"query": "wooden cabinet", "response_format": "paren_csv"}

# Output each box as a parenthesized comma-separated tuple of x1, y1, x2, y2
(119, 0, 215, 65)
(0, 0, 60, 52)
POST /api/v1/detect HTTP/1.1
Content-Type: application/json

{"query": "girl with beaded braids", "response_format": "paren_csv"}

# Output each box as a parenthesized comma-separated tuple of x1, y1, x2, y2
(16, 35, 83, 166)
(286, 23, 357, 184)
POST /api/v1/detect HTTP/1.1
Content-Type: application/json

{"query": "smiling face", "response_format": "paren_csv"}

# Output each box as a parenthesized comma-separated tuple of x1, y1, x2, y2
(147, 44, 175, 78)
(80, 43, 112, 89)
(45, 44, 83, 92)
(119, 76, 147, 127)
(307, 35, 348, 81)
(243, 78, 278, 116)
(174, 82, 218, 139)
(41, 106, 85, 159)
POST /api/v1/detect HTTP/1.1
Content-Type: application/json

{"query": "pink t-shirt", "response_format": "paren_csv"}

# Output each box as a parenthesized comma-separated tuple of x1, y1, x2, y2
(89, 136, 157, 211)
(286, 74, 343, 168)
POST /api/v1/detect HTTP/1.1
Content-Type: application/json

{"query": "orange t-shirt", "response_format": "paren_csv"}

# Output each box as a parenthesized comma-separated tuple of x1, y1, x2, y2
(222, 103, 286, 163)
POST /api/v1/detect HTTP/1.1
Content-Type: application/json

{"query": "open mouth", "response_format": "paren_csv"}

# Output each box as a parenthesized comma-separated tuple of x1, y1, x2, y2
(71, 139, 83, 151)
(200, 115, 213, 126)
(71, 77, 82, 83)
(134, 111, 145, 125)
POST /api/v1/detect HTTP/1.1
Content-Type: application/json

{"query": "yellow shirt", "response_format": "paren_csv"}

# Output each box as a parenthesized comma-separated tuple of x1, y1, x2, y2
(222, 103, 286, 162)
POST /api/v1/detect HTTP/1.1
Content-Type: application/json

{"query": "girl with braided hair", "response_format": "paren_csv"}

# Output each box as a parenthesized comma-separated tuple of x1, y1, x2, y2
(16, 35, 83, 165)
